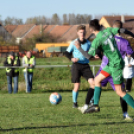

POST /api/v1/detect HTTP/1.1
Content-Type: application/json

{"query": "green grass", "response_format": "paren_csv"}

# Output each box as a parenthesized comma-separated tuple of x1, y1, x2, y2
(0, 57, 102, 92)
(0, 57, 134, 133)
(0, 91, 134, 134)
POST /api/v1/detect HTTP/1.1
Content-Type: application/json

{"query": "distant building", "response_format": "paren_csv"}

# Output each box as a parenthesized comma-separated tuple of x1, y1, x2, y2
(0, 23, 12, 40)
(100, 15, 134, 30)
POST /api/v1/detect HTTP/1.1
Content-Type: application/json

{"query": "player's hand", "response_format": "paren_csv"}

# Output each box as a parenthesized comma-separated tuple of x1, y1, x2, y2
(94, 55, 99, 59)
(71, 58, 79, 63)
(128, 64, 132, 67)
(74, 40, 81, 49)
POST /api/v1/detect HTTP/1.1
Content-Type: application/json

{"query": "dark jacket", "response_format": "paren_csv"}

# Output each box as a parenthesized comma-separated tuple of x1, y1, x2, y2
(4, 56, 21, 77)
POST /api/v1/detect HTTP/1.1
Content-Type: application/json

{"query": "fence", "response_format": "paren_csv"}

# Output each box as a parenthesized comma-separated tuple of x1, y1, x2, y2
(0, 65, 100, 92)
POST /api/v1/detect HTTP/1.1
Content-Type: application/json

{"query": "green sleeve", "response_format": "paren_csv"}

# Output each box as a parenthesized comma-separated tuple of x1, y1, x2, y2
(107, 27, 119, 35)
(111, 27, 119, 35)
(88, 38, 101, 56)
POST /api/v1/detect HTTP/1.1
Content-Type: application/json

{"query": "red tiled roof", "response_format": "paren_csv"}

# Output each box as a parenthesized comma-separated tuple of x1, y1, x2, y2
(12, 24, 35, 38)
(5, 25, 17, 33)
(103, 16, 134, 29)
(49, 25, 72, 38)
(59, 25, 78, 42)
(24, 25, 47, 39)
(85, 24, 92, 39)
(44, 25, 56, 33)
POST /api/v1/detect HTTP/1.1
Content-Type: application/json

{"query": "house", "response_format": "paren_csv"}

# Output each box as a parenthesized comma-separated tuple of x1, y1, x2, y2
(5, 25, 17, 34)
(99, 15, 134, 30)
(11, 24, 35, 44)
(0, 23, 12, 40)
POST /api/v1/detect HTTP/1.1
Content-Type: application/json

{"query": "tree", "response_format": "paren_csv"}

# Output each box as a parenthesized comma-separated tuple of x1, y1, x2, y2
(25, 16, 46, 25)
(4, 17, 23, 25)
(68, 13, 76, 25)
(63, 14, 68, 25)
(51, 13, 60, 25)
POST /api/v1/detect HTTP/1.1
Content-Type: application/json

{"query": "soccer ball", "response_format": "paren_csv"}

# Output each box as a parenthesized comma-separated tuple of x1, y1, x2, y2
(49, 92, 62, 105)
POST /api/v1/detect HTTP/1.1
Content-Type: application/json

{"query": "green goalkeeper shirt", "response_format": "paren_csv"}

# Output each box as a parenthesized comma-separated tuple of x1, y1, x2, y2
(88, 27, 124, 68)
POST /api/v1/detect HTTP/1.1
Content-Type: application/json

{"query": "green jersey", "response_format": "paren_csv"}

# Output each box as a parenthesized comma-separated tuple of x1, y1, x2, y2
(88, 27, 124, 67)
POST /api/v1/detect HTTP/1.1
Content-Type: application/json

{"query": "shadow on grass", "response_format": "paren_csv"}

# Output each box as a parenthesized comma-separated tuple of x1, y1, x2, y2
(0, 121, 133, 132)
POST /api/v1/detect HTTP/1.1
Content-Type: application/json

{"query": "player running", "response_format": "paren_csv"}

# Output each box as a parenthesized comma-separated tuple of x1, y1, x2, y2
(75, 19, 134, 115)
(78, 20, 134, 121)
(64, 25, 95, 108)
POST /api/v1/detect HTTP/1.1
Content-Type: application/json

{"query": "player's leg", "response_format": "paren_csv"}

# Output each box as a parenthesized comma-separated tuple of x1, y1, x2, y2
(85, 71, 108, 106)
(71, 63, 81, 108)
(113, 69, 134, 109)
(78, 64, 94, 113)
(85, 66, 111, 113)
(73, 83, 80, 108)
(78, 78, 94, 113)
(126, 78, 132, 92)
(108, 77, 132, 120)
(114, 84, 134, 109)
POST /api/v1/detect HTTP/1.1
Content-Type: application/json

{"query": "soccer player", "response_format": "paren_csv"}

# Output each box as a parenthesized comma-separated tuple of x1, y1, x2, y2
(64, 25, 95, 108)
(78, 20, 134, 120)
(75, 19, 134, 115)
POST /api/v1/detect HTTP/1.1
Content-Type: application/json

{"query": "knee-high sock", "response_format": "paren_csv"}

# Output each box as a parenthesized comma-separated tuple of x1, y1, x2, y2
(72, 90, 79, 103)
(120, 97, 128, 113)
(85, 88, 94, 105)
(123, 94, 134, 109)
(94, 86, 101, 105)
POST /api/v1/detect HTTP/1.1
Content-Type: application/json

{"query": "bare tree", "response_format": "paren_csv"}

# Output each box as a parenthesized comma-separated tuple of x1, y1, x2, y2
(51, 13, 60, 25)
(63, 14, 68, 25)
(4, 17, 23, 25)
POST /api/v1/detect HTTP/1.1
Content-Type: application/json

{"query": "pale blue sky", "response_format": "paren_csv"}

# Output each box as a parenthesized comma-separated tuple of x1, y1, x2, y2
(0, 0, 134, 22)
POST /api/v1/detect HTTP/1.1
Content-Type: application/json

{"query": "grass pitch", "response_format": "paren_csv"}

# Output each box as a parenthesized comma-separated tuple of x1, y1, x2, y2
(0, 57, 134, 133)
(0, 91, 134, 134)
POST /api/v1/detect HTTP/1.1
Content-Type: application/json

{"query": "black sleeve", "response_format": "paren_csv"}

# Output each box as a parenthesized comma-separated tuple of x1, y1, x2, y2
(4, 58, 12, 66)
(96, 49, 102, 59)
(119, 28, 134, 38)
(64, 51, 72, 61)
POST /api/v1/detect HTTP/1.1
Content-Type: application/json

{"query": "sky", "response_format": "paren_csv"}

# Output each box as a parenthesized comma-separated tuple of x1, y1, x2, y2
(0, 0, 134, 22)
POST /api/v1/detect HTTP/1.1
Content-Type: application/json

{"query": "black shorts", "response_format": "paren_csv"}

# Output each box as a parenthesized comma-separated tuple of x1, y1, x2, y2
(71, 63, 94, 83)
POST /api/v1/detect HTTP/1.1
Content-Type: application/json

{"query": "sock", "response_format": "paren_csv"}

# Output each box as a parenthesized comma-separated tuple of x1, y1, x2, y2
(72, 90, 79, 103)
(123, 94, 134, 109)
(90, 97, 94, 103)
(85, 88, 94, 105)
(123, 112, 128, 117)
(120, 97, 128, 115)
(94, 86, 101, 105)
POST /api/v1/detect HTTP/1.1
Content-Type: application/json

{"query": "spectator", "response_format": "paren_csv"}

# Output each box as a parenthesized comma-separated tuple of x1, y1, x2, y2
(123, 54, 134, 92)
(22, 51, 36, 93)
(4, 51, 20, 94)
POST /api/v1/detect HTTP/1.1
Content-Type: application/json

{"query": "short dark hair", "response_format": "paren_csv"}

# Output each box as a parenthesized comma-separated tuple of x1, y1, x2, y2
(113, 20, 123, 28)
(89, 19, 101, 31)
(77, 25, 86, 31)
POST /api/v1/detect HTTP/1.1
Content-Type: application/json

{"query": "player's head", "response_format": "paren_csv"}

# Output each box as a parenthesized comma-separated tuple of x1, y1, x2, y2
(9, 51, 15, 59)
(89, 19, 101, 33)
(113, 20, 123, 28)
(77, 25, 86, 40)
(26, 51, 32, 58)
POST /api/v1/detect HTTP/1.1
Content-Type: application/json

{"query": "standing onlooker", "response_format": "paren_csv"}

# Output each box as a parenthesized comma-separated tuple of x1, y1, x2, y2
(123, 55, 134, 92)
(4, 51, 20, 94)
(22, 51, 36, 93)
